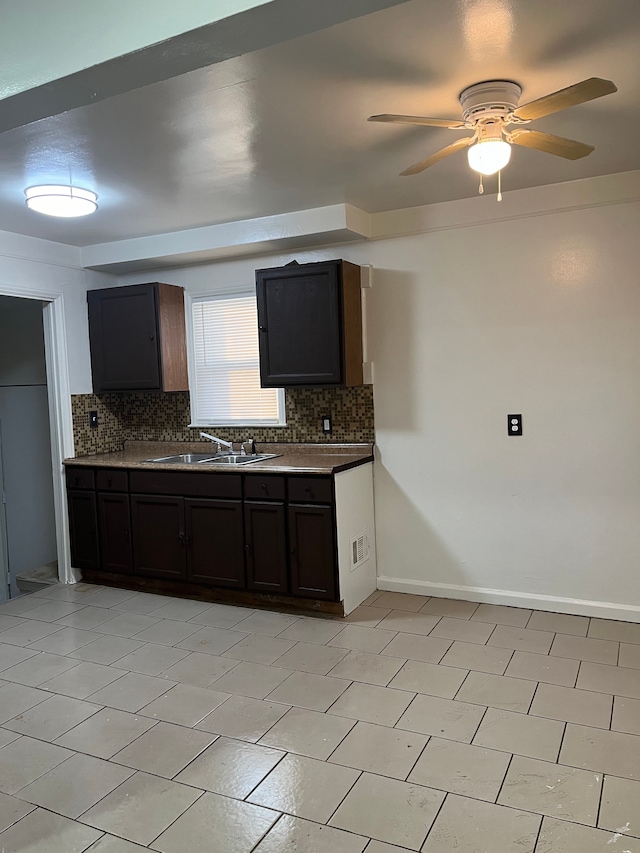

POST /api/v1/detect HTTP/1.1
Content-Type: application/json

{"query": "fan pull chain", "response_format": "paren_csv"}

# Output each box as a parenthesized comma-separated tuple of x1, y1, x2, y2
(478, 174, 484, 195)
(497, 169, 503, 202)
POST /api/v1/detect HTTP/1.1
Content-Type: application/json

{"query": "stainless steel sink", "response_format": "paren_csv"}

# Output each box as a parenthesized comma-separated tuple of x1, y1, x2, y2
(145, 453, 280, 465)
(146, 453, 219, 464)
(205, 454, 279, 465)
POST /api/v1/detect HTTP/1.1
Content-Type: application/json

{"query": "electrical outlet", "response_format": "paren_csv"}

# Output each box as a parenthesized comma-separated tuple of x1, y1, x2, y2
(321, 414, 332, 435)
(89, 410, 99, 429)
(507, 414, 522, 435)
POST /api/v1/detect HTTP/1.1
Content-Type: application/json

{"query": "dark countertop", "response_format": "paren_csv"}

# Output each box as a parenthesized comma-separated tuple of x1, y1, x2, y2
(64, 441, 374, 475)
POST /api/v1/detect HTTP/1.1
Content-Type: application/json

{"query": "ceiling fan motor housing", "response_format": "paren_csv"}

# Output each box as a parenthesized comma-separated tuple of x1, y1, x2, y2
(459, 80, 522, 124)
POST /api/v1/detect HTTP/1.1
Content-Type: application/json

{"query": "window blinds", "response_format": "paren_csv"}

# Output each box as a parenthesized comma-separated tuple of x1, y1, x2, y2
(191, 293, 284, 425)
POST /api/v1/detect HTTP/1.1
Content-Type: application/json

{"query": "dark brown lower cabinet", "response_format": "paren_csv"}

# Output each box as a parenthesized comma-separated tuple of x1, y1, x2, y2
(185, 498, 245, 588)
(131, 494, 187, 580)
(98, 493, 133, 574)
(67, 490, 100, 571)
(245, 501, 288, 593)
(288, 503, 336, 600)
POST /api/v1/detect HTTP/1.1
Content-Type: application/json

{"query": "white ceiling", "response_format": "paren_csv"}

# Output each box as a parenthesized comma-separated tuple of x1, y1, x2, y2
(0, 0, 638, 247)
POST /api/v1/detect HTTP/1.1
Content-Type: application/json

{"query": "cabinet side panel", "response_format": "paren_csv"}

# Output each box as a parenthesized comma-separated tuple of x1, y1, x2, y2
(334, 463, 377, 614)
(157, 283, 189, 392)
(341, 261, 364, 387)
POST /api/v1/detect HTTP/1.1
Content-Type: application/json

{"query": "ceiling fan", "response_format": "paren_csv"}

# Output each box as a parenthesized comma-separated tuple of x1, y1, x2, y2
(368, 78, 617, 181)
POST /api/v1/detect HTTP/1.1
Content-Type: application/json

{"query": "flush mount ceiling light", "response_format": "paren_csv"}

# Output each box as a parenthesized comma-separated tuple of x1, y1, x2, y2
(25, 185, 98, 217)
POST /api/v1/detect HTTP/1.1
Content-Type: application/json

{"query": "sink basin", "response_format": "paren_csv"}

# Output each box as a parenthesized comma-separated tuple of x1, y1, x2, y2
(145, 453, 280, 466)
(145, 453, 219, 464)
(204, 454, 280, 465)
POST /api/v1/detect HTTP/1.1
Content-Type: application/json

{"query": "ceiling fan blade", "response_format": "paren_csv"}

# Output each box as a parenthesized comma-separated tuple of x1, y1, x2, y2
(510, 129, 594, 159)
(368, 113, 466, 129)
(400, 137, 474, 175)
(513, 77, 617, 121)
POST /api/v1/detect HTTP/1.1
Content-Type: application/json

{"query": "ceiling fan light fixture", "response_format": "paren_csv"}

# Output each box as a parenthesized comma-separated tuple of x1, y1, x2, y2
(467, 138, 511, 175)
(25, 185, 98, 217)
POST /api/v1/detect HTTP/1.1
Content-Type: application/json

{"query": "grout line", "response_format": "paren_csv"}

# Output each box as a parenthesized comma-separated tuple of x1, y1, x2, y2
(493, 750, 515, 805)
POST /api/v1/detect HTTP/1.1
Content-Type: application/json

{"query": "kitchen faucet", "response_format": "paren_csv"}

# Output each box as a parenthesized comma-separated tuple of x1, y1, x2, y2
(200, 432, 233, 453)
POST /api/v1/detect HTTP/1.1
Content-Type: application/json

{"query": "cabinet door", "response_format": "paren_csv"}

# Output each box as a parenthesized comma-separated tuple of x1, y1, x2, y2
(67, 490, 100, 572)
(131, 494, 186, 580)
(88, 283, 161, 392)
(244, 501, 288, 594)
(185, 499, 245, 588)
(98, 493, 133, 575)
(288, 503, 337, 600)
(256, 261, 342, 386)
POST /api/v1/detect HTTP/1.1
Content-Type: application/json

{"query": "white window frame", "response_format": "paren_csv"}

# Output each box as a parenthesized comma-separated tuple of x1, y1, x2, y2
(185, 290, 286, 428)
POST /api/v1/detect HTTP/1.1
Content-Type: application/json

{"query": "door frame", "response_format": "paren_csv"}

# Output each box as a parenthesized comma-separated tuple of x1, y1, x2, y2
(0, 285, 75, 585)
(0, 428, 10, 600)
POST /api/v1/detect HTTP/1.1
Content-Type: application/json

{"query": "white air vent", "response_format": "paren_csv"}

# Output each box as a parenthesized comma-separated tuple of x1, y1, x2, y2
(350, 530, 370, 571)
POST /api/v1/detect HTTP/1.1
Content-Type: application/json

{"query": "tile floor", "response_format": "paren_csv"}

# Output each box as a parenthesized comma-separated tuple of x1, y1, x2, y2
(0, 586, 639, 851)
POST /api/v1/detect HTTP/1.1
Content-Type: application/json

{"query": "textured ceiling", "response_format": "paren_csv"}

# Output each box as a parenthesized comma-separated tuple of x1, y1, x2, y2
(0, 0, 638, 246)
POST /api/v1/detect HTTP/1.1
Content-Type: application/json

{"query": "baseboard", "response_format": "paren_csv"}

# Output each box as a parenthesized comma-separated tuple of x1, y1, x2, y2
(376, 576, 640, 623)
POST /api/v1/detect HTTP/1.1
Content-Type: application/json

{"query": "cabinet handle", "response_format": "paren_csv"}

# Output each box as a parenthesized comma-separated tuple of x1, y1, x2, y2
(124, 529, 129, 539)
(260, 483, 267, 491)
(178, 532, 186, 547)
(149, 335, 155, 341)
(258, 325, 267, 332)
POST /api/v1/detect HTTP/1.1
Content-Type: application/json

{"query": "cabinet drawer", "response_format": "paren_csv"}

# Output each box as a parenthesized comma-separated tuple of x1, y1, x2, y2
(244, 476, 285, 501)
(130, 470, 241, 499)
(288, 476, 333, 504)
(96, 469, 129, 492)
(65, 468, 95, 491)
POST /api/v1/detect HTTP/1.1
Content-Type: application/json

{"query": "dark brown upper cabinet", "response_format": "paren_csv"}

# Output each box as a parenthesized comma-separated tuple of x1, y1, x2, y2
(87, 282, 188, 393)
(256, 259, 363, 387)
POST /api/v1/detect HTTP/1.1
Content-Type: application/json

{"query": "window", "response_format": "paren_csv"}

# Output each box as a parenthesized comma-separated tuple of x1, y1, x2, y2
(189, 292, 285, 426)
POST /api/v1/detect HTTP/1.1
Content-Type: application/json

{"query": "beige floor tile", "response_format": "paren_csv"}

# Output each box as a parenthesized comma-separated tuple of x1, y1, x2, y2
(488, 625, 554, 654)
(0, 620, 64, 647)
(598, 774, 640, 839)
(440, 640, 513, 674)
(156, 651, 238, 687)
(344, 606, 393, 627)
(505, 651, 579, 686)
(81, 588, 138, 608)
(536, 816, 640, 853)
(55, 707, 157, 759)
(472, 603, 532, 627)
(408, 737, 510, 801)
(17, 600, 85, 622)
(0, 615, 26, 633)
(0, 682, 49, 724)
(330, 772, 445, 850)
(249, 753, 359, 822)
(110, 593, 179, 616)
(0, 596, 46, 617)
(375, 612, 441, 637)
(86, 835, 151, 852)
(177, 626, 249, 656)
(456, 671, 536, 712)
(221, 633, 296, 665)
(1, 652, 78, 686)
(361, 590, 383, 605)
(189, 603, 255, 629)
(151, 791, 277, 853)
(270, 641, 348, 674)
(93, 613, 163, 638)
(589, 618, 640, 645)
(422, 793, 540, 853)
(374, 592, 431, 612)
(139, 684, 229, 727)
(0, 735, 73, 794)
(329, 681, 415, 726)
(176, 736, 283, 797)
(0, 729, 19, 749)
(527, 610, 589, 636)
(328, 624, 396, 653)
(560, 722, 640, 780)
(196, 694, 290, 743)
(0, 791, 35, 833)
(111, 643, 191, 676)
(16, 752, 134, 818)
(40, 661, 125, 699)
(129, 619, 201, 646)
(210, 661, 291, 699)
(278, 617, 345, 644)
(233, 610, 299, 636)
(397, 693, 486, 742)
(473, 706, 564, 761)
(366, 844, 411, 853)
(550, 633, 618, 665)
(259, 707, 355, 759)
(577, 661, 640, 699)
(328, 650, 405, 686)
(266, 670, 349, 711)
(82, 771, 202, 846)
(329, 720, 427, 780)
(0, 643, 40, 672)
(87, 672, 178, 713)
(3, 694, 101, 740)
(146, 599, 212, 621)
(612, 696, 640, 735)
(419, 598, 479, 620)
(0, 807, 102, 853)
(68, 635, 145, 665)
(112, 721, 215, 778)
(28, 627, 101, 655)
(254, 814, 368, 853)
(56, 606, 117, 631)
(530, 683, 612, 728)
(498, 754, 602, 825)
(430, 617, 494, 644)
(381, 633, 452, 664)
(388, 660, 468, 698)
(620, 642, 640, 669)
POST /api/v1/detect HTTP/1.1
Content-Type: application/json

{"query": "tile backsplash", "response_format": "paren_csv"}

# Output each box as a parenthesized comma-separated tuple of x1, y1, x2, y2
(71, 387, 375, 457)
